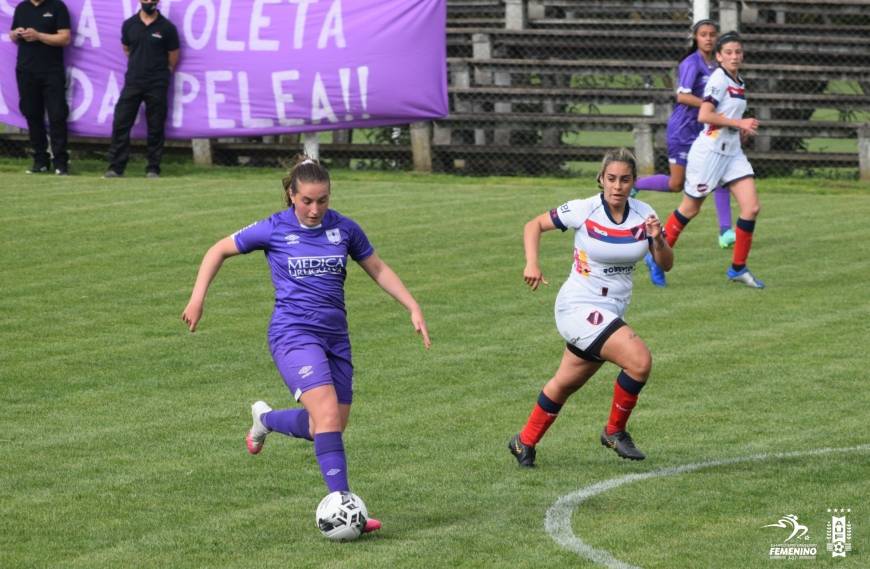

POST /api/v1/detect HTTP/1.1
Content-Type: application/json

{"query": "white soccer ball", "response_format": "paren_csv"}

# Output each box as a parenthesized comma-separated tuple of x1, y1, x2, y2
(315, 491, 368, 541)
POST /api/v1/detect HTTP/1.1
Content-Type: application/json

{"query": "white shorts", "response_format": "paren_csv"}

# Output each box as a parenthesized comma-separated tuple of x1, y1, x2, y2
(554, 301, 626, 361)
(684, 146, 754, 199)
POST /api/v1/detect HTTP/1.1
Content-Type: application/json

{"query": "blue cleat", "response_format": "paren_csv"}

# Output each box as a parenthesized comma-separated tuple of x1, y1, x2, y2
(727, 267, 765, 288)
(718, 228, 736, 249)
(644, 253, 666, 287)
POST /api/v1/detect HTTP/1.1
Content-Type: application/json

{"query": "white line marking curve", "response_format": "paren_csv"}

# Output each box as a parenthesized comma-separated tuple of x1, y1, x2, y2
(545, 444, 870, 569)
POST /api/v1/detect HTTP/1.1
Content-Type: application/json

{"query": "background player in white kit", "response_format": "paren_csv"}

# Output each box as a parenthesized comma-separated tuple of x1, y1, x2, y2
(508, 149, 673, 467)
(654, 32, 765, 288)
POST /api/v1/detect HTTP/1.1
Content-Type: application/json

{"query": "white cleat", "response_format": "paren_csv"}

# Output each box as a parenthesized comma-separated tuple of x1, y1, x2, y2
(727, 267, 765, 289)
(246, 401, 272, 455)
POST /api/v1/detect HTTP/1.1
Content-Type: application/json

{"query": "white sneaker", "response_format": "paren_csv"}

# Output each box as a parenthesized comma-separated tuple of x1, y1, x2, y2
(246, 401, 272, 455)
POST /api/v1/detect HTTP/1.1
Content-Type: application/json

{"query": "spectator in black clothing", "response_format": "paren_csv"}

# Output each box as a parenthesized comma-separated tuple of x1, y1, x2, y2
(9, 0, 71, 175)
(104, 0, 179, 179)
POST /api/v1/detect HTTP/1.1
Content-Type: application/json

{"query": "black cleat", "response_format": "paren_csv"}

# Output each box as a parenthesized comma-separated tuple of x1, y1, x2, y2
(600, 428, 646, 461)
(508, 433, 536, 467)
(26, 164, 49, 174)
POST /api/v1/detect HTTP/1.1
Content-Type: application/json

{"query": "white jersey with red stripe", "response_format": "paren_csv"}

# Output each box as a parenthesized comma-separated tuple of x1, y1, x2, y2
(696, 66, 747, 156)
(549, 194, 656, 312)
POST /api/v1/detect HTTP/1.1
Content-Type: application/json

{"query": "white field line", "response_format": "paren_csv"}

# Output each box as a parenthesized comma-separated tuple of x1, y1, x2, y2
(545, 445, 870, 569)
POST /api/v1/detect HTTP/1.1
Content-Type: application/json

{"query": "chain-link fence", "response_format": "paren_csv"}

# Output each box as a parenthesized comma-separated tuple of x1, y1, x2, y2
(2, 0, 869, 178)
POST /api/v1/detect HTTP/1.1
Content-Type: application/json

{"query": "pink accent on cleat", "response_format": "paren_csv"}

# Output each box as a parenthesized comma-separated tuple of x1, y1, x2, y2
(363, 518, 381, 533)
(246, 431, 263, 455)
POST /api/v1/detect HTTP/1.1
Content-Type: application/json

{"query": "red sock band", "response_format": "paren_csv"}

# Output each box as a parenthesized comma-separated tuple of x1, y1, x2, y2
(520, 403, 559, 447)
(605, 382, 639, 435)
(732, 225, 754, 268)
(664, 211, 687, 248)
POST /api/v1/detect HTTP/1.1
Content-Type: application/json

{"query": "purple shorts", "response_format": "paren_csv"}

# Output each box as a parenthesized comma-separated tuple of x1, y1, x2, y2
(270, 333, 354, 404)
(667, 141, 691, 166)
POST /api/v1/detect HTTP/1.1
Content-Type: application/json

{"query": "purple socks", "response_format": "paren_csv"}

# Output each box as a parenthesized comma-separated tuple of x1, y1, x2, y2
(262, 408, 313, 441)
(314, 432, 349, 492)
(713, 187, 732, 234)
(262, 413, 349, 492)
(634, 174, 671, 192)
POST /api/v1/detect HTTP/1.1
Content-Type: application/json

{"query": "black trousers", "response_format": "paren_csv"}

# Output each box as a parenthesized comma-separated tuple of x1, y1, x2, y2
(106, 82, 169, 174)
(16, 68, 69, 170)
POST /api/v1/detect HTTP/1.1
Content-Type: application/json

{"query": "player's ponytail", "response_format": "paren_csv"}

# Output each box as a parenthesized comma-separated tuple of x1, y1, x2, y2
(282, 154, 331, 207)
(596, 148, 637, 188)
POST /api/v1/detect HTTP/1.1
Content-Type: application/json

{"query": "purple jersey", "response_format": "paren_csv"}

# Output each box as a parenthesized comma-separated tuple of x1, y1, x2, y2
(233, 208, 374, 344)
(667, 50, 716, 150)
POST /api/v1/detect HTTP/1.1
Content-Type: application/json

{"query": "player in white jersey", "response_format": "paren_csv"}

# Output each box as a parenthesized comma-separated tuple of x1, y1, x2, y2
(649, 32, 765, 288)
(508, 149, 673, 467)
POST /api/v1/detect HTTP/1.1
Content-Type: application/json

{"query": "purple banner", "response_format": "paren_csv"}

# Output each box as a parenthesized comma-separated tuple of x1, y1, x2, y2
(0, 0, 447, 138)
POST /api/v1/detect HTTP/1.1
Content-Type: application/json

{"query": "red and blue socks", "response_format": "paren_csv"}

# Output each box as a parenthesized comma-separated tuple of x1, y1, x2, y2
(664, 209, 691, 248)
(519, 391, 564, 447)
(262, 408, 313, 441)
(605, 371, 646, 435)
(314, 431, 349, 493)
(732, 217, 756, 271)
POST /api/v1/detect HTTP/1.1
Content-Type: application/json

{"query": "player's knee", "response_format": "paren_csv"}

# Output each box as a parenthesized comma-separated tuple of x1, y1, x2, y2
(310, 408, 342, 432)
(740, 202, 760, 220)
(625, 349, 652, 381)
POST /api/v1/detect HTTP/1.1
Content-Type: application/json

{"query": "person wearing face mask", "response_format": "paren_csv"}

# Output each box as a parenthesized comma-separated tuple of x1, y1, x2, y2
(104, 0, 179, 179)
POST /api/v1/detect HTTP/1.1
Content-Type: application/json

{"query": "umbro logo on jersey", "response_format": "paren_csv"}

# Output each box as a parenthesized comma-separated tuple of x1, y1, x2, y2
(285, 233, 300, 245)
(587, 311, 604, 325)
(298, 365, 314, 379)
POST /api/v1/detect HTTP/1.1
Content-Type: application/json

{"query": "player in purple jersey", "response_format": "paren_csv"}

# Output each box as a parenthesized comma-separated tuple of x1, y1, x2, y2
(508, 149, 673, 467)
(634, 20, 736, 287)
(182, 156, 431, 535)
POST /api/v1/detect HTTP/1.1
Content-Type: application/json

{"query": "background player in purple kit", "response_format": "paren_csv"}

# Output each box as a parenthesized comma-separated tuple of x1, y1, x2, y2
(182, 155, 431, 534)
(634, 20, 735, 287)
(508, 149, 673, 467)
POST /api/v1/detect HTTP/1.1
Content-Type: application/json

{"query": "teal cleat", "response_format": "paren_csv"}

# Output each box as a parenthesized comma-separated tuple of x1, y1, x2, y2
(718, 228, 736, 249)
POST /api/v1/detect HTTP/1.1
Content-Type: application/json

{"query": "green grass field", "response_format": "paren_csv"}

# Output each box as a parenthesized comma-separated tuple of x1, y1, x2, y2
(1, 159, 868, 569)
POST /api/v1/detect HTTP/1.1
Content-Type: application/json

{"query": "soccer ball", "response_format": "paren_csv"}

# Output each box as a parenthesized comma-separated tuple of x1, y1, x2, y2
(315, 491, 368, 541)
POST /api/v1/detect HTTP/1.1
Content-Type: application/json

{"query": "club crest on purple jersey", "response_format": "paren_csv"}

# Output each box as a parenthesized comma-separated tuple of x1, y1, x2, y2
(326, 229, 341, 244)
